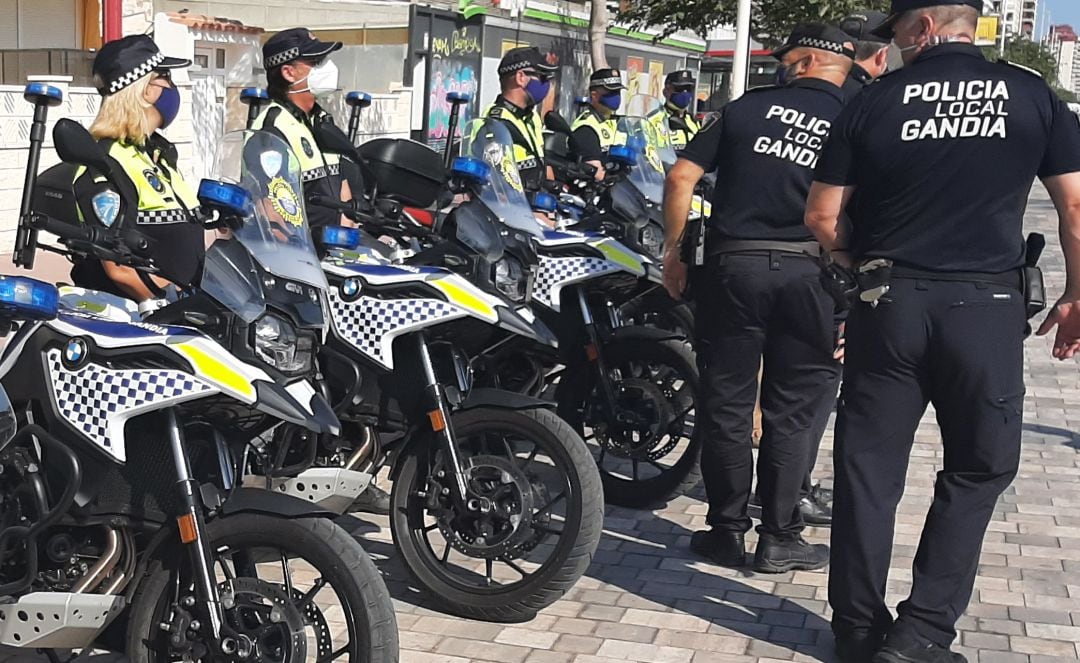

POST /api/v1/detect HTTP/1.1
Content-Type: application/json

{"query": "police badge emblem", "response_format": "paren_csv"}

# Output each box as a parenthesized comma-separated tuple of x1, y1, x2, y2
(300, 137, 314, 158)
(268, 176, 304, 227)
(143, 169, 166, 194)
(91, 191, 121, 227)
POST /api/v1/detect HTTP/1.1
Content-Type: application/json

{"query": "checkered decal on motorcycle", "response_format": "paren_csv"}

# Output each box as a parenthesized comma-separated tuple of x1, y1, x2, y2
(533, 256, 618, 309)
(46, 349, 213, 455)
(328, 291, 459, 369)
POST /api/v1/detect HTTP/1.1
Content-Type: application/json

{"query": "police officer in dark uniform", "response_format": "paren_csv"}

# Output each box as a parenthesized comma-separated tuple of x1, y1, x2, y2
(571, 69, 626, 180)
(254, 28, 353, 228)
(647, 70, 701, 152)
(662, 24, 854, 573)
(839, 10, 893, 100)
(483, 47, 557, 193)
(805, 1, 1080, 661)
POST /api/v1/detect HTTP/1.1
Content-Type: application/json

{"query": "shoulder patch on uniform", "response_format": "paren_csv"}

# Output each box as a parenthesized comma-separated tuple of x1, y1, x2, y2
(998, 59, 1043, 78)
(143, 169, 165, 194)
(300, 137, 315, 158)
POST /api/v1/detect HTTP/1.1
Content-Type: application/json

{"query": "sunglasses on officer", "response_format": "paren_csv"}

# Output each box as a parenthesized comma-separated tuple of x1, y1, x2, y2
(522, 69, 554, 83)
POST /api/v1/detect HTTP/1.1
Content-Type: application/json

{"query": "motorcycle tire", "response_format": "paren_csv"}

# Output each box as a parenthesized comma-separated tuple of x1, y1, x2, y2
(390, 406, 603, 623)
(126, 514, 398, 663)
(556, 335, 703, 508)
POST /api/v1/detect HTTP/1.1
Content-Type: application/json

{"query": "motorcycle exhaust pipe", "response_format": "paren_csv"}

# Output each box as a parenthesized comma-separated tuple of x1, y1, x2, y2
(100, 529, 135, 596)
(14, 83, 64, 269)
(345, 91, 372, 144)
(343, 425, 382, 473)
(72, 527, 121, 594)
(240, 87, 269, 130)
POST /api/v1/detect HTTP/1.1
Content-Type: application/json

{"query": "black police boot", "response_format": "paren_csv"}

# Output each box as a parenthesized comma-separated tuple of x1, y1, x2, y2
(349, 484, 391, 515)
(836, 630, 885, 663)
(752, 533, 829, 573)
(872, 630, 967, 663)
(799, 490, 833, 526)
(690, 529, 746, 568)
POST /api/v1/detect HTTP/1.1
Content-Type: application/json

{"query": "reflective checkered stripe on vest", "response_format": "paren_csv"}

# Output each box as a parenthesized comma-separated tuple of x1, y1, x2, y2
(482, 103, 545, 171)
(252, 101, 341, 184)
(648, 108, 700, 150)
(572, 110, 619, 154)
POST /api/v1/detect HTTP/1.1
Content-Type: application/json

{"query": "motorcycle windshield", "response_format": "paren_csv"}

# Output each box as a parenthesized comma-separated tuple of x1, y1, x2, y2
(459, 119, 544, 240)
(625, 94, 678, 170)
(616, 116, 665, 206)
(211, 131, 329, 293)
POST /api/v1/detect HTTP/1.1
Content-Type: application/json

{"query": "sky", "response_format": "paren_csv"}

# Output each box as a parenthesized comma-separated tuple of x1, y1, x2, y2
(1042, 0, 1080, 34)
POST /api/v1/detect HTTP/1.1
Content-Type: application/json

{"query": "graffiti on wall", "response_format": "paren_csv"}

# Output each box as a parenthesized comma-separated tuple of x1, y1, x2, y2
(426, 24, 481, 152)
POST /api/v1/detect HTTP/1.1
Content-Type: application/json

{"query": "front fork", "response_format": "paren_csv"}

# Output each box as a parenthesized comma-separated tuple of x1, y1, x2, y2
(576, 288, 620, 417)
(165, 408, 233, 651)
(415, 334, 472, 509)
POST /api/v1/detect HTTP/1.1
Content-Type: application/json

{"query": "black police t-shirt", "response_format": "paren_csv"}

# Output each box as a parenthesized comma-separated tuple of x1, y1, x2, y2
(681, 78, 846, 245)
(816, 43, 1080, 273)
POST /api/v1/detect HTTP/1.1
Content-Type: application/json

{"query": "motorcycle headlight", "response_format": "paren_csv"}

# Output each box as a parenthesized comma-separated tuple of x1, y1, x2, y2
(493, 257, 528, 304)
(639, 223, 664, 260)
(253, 314, 315, 375)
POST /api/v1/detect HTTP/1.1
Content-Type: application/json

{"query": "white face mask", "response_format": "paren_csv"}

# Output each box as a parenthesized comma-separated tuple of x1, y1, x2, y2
(290, 59, 339, 98)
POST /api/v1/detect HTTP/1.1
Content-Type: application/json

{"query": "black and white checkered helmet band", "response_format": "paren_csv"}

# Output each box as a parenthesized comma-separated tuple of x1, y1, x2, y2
(499, 60, 532, 76)
(266, 47, 301, 69)
(595, 76, 622, 87)
(108, 53, 165, 94)
(794, 37, 848, 55)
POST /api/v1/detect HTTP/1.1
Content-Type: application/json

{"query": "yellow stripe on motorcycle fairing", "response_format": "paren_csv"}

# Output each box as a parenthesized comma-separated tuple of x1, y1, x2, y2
(595, 239, 647, 277)
(171, 340, 259, 403)
(429, 276, 499, 322)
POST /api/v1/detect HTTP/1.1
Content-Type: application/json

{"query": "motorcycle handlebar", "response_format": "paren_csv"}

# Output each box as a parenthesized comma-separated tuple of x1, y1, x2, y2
(29, 214, 154, 264)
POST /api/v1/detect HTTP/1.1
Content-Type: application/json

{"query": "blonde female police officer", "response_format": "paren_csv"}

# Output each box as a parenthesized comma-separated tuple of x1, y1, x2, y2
(71, 35, 203, 316)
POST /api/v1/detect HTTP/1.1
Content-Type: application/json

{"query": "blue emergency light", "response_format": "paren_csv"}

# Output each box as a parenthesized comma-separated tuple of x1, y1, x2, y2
(627, 136, 647, 152)
(447, 91, 472, 103)
(451, 157, 491, 184)
(609, 145, 637, 166)
(322, 225, 361, 250)
(23, 82, 63, 107)
(198, 179, 253, 217)
(241, 88, 269, 101)
(346, 91, 372, 107)
(532, 192, 558, 213)
(0, 276, 59, 321)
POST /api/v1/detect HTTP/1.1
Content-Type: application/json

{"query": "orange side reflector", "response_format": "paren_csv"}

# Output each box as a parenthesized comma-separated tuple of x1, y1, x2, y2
(428, 409, 447, 432)
(585, 344, 598, 361)
(177, 513, 198, 544)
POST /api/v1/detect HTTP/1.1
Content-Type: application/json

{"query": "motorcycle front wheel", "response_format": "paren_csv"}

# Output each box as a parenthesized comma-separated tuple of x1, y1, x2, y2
(126, 514, 398, 663)
(390, 406, 603, 623)
(556, 334, 703, 508)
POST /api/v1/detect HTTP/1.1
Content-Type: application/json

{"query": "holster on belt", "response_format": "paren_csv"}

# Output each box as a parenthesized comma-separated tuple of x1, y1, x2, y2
(1022, 233, 1047, 320)
(681, 218, 707, 267)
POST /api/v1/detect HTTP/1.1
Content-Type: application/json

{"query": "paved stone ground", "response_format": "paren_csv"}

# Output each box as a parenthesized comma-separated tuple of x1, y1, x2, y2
(348, 182, 1080, 663)
(2, 184, 1078, 662)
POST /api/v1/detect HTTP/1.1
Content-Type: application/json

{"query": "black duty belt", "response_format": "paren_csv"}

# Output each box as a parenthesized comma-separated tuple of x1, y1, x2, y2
(711, 240, 822, 258)
(890, 266, 1023, 291)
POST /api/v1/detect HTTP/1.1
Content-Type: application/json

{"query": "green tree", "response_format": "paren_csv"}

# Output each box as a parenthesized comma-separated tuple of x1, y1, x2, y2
(618, 0, 890, 45)
(981, 38, 1079, 100)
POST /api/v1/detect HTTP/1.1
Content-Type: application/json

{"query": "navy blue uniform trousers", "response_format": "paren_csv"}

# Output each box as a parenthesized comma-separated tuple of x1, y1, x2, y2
(695, 252, 840, 536)
(830, 276, 1026, 647)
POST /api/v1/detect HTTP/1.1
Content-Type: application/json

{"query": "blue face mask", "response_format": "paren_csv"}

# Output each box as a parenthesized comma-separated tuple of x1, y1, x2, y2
(153, 83, 181, 129)
(599, 91, 621, 111)
(670, 90, 693, 109)
(525, 78, 551, 106)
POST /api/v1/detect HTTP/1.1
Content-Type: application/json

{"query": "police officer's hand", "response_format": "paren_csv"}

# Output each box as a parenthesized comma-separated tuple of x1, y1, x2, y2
(1037, 296, 1080, 359)
(663, 249, 688, 300)
(834, 321, 846, 362)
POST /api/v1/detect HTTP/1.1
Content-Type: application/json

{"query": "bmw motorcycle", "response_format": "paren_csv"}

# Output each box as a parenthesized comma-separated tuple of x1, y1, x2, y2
(3, 84, 398, 662)
(233, 98, 604, 624)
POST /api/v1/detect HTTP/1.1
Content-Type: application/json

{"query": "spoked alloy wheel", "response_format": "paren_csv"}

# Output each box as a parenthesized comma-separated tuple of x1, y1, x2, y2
(391, 406, 603, 623)
(127, 514, 398, 663)
(557, 335, 703, 508)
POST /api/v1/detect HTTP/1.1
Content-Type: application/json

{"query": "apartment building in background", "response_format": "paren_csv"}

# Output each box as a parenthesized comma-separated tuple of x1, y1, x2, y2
(986, 0, 1039, 38)
(1048, 23, 1080, 93)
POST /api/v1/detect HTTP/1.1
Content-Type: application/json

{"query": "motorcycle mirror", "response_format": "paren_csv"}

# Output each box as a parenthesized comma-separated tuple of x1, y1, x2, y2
(544, 111, 572, 135)
(53, 119, 113, 177)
